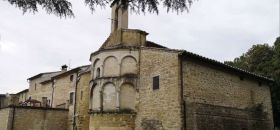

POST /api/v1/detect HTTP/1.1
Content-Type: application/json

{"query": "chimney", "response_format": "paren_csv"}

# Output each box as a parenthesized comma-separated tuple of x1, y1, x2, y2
(61, 65, 68, 71)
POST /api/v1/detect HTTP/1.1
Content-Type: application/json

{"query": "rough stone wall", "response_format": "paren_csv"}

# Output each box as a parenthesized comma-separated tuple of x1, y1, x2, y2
(31, 82, 53, 107)
(136, 48, 182, 130)
(0, 96, 6, 108)
(0, 108, 11, 130)
(0, 96, 10, 108)
(12, 107, 69, 130)
(0, 107, 68, 130)
(2, 94, 19, 106)
(52, 73, 76, 108)
(182, 59, 274, 130)
(52, 73, 77, 130)
(75, 72, 91, 130)
(101, 29, 147, 49)
(18, 91, 29, 103)
(28, 72, 62, 102)
(89, 113, 135, 130)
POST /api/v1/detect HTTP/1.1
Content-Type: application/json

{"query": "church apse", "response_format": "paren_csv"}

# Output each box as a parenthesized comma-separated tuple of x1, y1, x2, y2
(89, 51, 139, 112)
(89, 48, 139, 130)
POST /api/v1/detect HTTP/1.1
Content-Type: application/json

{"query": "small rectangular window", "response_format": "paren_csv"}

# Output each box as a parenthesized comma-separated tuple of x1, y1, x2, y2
(70, 75, 74, 81)
(80, 91, 83, 100)
(69, 92, 74, 104)
(153, 76, 159, 90)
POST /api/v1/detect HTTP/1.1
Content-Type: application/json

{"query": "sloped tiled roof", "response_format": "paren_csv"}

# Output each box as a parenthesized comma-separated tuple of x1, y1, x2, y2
(141, 46, 273, 83)
(28, 71, 62, 80)
(40, 65, 90, 84)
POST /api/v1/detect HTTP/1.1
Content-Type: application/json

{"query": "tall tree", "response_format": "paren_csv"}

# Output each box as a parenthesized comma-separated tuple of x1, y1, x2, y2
(4, 0, 193, 17)
(272, 37, 280, 127)
(225, 37, 280, 127)
(225, 44, 274, 77)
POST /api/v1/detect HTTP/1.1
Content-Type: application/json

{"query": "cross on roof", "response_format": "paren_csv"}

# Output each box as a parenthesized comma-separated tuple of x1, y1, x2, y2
(111, 2, 128, 32)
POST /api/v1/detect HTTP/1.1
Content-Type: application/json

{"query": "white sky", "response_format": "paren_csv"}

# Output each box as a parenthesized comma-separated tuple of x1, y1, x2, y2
(0, 0, 279, 93)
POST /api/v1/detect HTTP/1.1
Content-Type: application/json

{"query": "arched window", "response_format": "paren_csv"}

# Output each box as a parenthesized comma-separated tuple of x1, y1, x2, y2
(96, 68, 101, 78)
(93, 58, 101, 79)
(91, 84, 101, 111)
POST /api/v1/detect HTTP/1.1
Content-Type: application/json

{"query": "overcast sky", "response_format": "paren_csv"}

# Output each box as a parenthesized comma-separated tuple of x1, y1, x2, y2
(0, 0, 279, 93)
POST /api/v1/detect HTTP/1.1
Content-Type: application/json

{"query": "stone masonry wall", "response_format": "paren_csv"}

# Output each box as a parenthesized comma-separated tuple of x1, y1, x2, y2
(18, 91, 29, 103)
(52, 73, 77, 108)
(0, 107, 68, 130)
(13, 107, 68, 130)
(52, 73, 77, 130)
(33, 82, 53, 106)
(101, 29, 147, 49)
(75, 72, 91, 130)
(28, 72, 62, 103)
(136, 48, 182, 130)
(0, 108, 12, 130)
(89, 113, 136, 130)
(182, 58, 274, 130)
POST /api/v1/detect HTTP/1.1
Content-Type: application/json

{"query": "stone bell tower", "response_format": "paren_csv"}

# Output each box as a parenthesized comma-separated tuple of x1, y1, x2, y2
(99, 1, 148, 50)
(111, 1, 128, 32)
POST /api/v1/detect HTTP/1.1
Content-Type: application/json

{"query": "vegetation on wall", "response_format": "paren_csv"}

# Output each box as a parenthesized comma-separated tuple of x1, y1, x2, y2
(225, 37, 280, 127)
(4, 0, 193, 17)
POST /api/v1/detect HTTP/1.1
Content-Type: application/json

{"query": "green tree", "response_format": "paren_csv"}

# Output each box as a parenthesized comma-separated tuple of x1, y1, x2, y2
(225, 44, 274, 77)
(225, 37, 280, 127)
(4, 0, 193, 17)
(272, 37, 280, 127)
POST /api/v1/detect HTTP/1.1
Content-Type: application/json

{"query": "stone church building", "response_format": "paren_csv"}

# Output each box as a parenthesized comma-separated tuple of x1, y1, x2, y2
(0, 2, 275, 130)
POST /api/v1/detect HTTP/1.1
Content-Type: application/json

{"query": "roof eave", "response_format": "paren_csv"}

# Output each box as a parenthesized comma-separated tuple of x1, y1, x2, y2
(179, 51, 274, 83)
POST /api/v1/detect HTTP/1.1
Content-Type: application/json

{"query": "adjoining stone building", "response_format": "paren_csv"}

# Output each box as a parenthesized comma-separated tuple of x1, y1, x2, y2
(27, 69, 64, 107)
(0, 65, 91, 130)
(0, 94, 19, 108)
(0, 94, 7, 108)
(30, 65, 90, 129)
(17, 89, 29, 104)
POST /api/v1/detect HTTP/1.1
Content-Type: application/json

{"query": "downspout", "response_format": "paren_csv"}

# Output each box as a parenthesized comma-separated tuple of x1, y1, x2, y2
(73, 71, 80, 130)
(179, 53, 186, 130)
(51, 79, 55, 108)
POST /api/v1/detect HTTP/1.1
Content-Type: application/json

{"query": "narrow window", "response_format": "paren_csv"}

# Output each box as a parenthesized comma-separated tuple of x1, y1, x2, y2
(69, 92, 74, 104)
(70, 75, 74, 81)
(96, 68, 101, 78)
(34, 83, 37, 91)
(81, 91, 83, 100)
(153, 76, 160, 90)
(258, 82, 262, 86)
